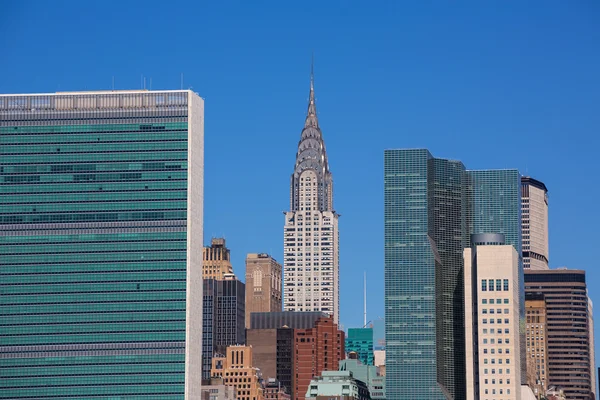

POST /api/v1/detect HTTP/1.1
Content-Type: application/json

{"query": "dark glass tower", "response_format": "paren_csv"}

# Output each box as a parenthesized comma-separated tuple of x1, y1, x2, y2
(384, 149, 468, 400)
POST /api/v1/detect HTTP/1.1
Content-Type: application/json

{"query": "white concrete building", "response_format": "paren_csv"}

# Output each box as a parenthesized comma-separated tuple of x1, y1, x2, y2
(283, 66, 340, 323)
(521, 177, 549, 270)
(465, 234, 522, 400)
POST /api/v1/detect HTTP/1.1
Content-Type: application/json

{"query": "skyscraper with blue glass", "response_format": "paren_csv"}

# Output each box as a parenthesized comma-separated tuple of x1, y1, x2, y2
(0, 90, 204, 399)
(384, 150, 523, 399)
(384, 149, 469, 400)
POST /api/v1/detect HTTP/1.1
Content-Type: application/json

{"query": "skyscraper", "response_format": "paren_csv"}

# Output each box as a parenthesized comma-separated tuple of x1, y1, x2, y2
(203, 237, 234, 279)
(525, 269, 595, 400)
(464, 234, 522, 400)
(283, 66, 339, 323)
(520, 177, 549, 270)
(202, 276, 246, 380)
(525, 293, 549, 397)
(467, 169, 526, 385)
(0, 90, 204, 398)
(384, 149, 469, 400)
(245, 253, 282, 328)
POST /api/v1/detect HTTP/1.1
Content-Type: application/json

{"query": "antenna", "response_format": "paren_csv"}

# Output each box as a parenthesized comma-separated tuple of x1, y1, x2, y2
(141, 74, 143, 90)
(181, 73, 184, 90)
(149, 78, 152, 91)
(363, 271, 367, 327)
(143, 77, 146, 90)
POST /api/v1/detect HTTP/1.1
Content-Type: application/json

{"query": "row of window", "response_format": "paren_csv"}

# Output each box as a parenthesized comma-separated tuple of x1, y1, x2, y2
(481, 279, 509, 292)
(482, 298, 509, 304)
(482, 319, 510, 325)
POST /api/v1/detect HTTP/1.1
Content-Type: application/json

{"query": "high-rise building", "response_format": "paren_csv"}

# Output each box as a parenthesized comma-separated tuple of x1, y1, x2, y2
(0, 90, 204, 399)
(246, 327, 294, 394)
(468, 168, 526, 385)
(203, 238, 234, 279)
(384, 149, 469, 400)
(202, 276, 246, 380)
(521, 177, 549, 270)
(293, 316, 345, 400)
(211, 345, 264, 400)
(524, 293, 549, 397)
(283, 67, 340, 323)
(525, 269, 595, 400)
(464, 234, 522, 400)
(249, 311, 327, 330)
(588, 298, 596, 398)
(345, 328, 374, 366)
(245, 253, 282, 328)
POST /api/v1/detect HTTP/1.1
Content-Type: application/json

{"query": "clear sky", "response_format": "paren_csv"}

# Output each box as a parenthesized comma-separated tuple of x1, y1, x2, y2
(1, 0, 599, 339)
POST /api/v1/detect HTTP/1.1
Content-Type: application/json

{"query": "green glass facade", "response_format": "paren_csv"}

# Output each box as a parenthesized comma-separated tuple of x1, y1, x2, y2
(384, 149, 468, 400)
(467, 169, 525, 384)
(345, 328, 374, 366)
(0, 91, 204, 399)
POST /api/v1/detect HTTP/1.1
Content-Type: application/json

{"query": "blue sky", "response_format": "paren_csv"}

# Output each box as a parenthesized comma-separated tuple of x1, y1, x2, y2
(1, 0, 599, 340)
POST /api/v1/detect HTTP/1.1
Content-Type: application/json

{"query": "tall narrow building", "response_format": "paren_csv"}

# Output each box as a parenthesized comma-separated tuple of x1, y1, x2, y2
(203, 237, 234, 279)
(245, 253, 282, 328)
(521, 177, 549, 270)
(0, 90, 204, 398)
(283, 66, 339, 323)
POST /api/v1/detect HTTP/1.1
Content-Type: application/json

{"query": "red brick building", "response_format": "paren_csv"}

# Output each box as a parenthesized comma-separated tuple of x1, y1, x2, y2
(293, 316, 345, 400)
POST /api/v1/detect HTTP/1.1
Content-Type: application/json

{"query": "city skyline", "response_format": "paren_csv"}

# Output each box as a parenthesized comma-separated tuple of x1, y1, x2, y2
(1, 0, 599, 364)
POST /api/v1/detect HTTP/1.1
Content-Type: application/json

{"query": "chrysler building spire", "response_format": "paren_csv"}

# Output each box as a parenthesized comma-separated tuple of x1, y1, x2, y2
(284, 61, 340, 324)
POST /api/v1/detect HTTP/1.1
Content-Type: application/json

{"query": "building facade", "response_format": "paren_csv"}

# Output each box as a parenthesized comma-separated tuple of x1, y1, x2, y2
(384, 149, 469, 400)
(305, 371, 371, 400)
(211, 345, 264, 400)
(525, 293, 549, 398)
(264, 379, 292, 400)
(339, 356, 386, 400)
(345, 328, 374, 366)
(283, 69, 340, 323)
(202, 276, 246, 380)
(246, 327, 294, 394)
(520, 177, 549, 270)
(294, 316, 345, 400)
(245, 253, 282, 328)
(250, 311, 327, 330)
(203, 238, 234, 279)
(201, 378, 236, 400)
(525, 270, 595, 400)
(0, 90, 204, 399)
(464, 234, 522, 400)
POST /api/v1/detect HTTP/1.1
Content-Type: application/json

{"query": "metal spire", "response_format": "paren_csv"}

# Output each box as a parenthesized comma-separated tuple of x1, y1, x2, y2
(305, 54, 318, 128)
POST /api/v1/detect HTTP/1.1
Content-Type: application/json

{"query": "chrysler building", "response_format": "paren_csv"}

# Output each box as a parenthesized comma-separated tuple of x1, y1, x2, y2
(283, 65, 340, 323)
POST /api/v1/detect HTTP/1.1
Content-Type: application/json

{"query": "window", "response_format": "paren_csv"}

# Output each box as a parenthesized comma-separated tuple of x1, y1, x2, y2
(503, 279, 509, 291)
(503, 299, 509, 304)
(482, 280, 487, 291)
(504, 319, 509, 324)
(483, 339, 488, 344)
(505, 328, 509, 334)
(504, 309, 509, 314)
(482, 299, 487, 304)
(482, 309, 488, 314)
(496, 280, 502, 291)
(489, 279, 494, 291)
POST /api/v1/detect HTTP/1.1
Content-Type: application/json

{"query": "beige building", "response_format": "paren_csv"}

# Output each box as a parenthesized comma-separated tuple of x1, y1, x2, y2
(203, 238, 234, 279)
(245, 253, 282, 328)
(521, 177, 549, 270)
(525, 294, 549, 397)
(465, 234, 522, 400)
(211, 345, 264, 400)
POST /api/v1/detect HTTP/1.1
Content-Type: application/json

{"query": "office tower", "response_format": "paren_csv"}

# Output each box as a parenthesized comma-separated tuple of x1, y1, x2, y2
(293, 316, 345, 400)
(249, 311, 327, 329)
(521, 177, 549, 270)
(203, 238, 234, 279)
(283, 67, 340, 323)
(340, 354, 386, 399)
(524, 293, 549, 397)
(468, 168, 526, 385)
(305, 371, 371, 400)
(589, 299, 596, 398)
(210, 345, 264, 400)
(372, 317, 385, 350)
(345, 328, 374, 365)
(525, 270, 595, 400)
(246, 327, 294, 394)
(384, 149, 469, 400)
(245, 253, 282, 328)
(202, 276, 245, 380)
(464, 234, 522, 400)
(0, 90, 203, 399)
